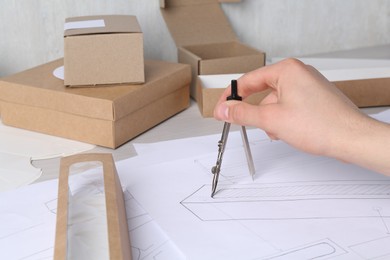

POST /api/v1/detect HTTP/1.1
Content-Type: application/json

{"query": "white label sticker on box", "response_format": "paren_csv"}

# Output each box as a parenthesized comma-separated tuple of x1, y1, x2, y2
(64, 19, 105, 31)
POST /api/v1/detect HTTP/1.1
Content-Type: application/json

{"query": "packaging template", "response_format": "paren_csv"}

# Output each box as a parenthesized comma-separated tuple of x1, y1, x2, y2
(54, 153, 131, 260)
(64, 15, 144, 87)
(160, 0, 265, 102)
(0, 59, 191, 148)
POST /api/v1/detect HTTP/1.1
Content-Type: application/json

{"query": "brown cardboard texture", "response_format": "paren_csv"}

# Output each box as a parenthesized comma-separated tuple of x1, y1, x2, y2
(196, 74, 390, 117)
(64, 15, 144, 86)
(196, 76, 270, 117)
(54, 153, 131, 260)
(333, 78, 390, 107)
(160, 0, 265, 99)
(0, 59, 191, 148)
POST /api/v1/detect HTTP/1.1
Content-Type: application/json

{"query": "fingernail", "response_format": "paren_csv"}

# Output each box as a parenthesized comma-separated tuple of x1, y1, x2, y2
(216, 103, 229, 120)
(223, 105, 229, 119)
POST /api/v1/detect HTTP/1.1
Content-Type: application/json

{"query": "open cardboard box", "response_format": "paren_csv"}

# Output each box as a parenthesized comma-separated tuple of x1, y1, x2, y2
(196, 74, 269, 117)
(64, 15, 145, 87)
(196, 67, 390, 117)
(0, 59, 191, 148)
(160, 0, 265, 100)
(54, 153, 131, 260)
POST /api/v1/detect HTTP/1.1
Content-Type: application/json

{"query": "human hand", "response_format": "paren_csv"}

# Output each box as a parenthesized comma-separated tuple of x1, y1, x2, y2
(213, 58, 372, 161)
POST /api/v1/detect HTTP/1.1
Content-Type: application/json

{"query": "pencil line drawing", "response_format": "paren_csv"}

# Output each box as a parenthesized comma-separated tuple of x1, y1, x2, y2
(181, 181, 390, 221)
(349, 235, 390, 259)
(44, 198, 58, 214)
(123, 190, 180, 260)
(374, 207, 390, 234)
(260, 239, 347, 260)
(18, 247, 53, 260)
(0, 172, 183, 260)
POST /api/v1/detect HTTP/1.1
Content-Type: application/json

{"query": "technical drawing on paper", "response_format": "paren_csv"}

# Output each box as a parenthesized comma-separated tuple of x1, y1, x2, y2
(124, 127, 390, 260)
(181, 181, 390, 221)
(0, 169, 184, 260)
(261, 238, 347, 260)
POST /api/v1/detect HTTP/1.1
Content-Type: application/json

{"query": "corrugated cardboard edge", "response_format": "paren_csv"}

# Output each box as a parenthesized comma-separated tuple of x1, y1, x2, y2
(54, 153, 131, 260)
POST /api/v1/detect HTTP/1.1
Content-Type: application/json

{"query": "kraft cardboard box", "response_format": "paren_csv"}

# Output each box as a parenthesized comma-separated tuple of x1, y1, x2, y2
(64, 15, 144, 87)
(196, 74, 270, 117)
(160, 0, 265, 100)
(54, 153, 131, 260)
(196, 68, 390, 117)
(0, 59, 191, 148)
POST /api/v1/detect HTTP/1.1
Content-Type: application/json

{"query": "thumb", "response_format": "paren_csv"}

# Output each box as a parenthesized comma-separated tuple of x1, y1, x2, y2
(214, 101, 279, 132)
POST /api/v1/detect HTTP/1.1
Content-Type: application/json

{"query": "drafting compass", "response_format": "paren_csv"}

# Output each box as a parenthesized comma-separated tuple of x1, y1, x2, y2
(211, 80, 255, 198)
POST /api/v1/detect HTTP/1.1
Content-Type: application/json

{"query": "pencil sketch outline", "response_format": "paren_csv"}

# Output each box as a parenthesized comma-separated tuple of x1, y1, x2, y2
(260, 238, 347, 260)
(180, 180, 390, 221)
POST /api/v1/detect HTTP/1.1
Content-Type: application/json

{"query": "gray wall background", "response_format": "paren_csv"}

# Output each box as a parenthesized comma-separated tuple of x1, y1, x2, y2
(0, 0, 389, 77)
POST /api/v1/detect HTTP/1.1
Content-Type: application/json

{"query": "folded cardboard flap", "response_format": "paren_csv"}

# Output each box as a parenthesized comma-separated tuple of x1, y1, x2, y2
(160, 0, 236, 47)
(54, 153, 131, 260)
(181, 41, 265, 75)
(160, 0, 265, 100)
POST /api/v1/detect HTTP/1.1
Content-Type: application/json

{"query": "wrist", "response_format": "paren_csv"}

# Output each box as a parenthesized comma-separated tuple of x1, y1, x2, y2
(329, 113, 390, 175)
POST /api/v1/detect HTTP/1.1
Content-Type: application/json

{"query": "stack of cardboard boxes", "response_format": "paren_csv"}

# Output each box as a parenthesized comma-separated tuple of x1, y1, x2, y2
(0, 1, 268, 147)
(0, 15, 192, 148)
(1, 0, 390, 148)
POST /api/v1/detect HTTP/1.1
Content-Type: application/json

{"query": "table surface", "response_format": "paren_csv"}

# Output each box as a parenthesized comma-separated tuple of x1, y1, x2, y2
(31, 44, 390, 183)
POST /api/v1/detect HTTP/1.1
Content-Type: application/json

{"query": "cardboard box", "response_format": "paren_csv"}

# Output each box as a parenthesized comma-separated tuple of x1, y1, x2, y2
(54, 153, 131, 260)
(196, 68, 390, 117)
(196, 74, 270, 117)
(0, 59, 191, 148)
(64, 15, 144, 87)
(323, 67, 390, 107)
(160, 0, 265, 100)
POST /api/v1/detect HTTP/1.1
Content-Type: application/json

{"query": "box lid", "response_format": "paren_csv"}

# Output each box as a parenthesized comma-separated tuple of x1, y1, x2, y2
(0, 59, 191, 121)
(160, 0, 237, 47)
(64, 15, 141, 37)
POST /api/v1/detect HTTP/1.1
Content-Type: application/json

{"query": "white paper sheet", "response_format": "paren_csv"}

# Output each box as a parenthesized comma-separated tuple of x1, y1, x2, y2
(0, 119, 95, 191)
(117, 109, 390, 260)
(0, 168, 185, 260)
(0, 152, 41, 191)
(0, 120, 94, 160)
(120, 147, 390, 259)
(2, 109, 389, 260)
